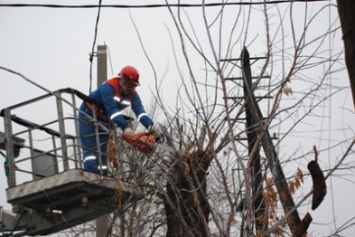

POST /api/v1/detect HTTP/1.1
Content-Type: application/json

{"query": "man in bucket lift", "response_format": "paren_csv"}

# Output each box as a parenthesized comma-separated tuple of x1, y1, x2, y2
(78, 65, 159, 175)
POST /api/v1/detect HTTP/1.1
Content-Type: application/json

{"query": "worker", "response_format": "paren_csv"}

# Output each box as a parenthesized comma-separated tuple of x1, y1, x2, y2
(78, 65, 159, 175)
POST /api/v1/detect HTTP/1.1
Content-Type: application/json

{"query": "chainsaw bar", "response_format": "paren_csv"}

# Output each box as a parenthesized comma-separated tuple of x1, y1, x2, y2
(155, 143, 175, 153)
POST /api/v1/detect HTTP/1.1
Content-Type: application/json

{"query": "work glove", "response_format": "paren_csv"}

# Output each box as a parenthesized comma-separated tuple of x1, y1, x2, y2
(149, 124, 164, 143)
(123, 127, 135, 137)
(149, 124, 159, 136)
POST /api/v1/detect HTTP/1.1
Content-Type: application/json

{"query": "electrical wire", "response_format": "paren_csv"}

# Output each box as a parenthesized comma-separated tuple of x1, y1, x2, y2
(0, 208, 26, 237)
(0, 150, 24, 236)
(0, 0, 328, 9)
(88, 0, 103, 93)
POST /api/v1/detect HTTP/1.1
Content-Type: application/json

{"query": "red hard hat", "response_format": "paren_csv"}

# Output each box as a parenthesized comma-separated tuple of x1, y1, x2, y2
(120, 66, 140, 86)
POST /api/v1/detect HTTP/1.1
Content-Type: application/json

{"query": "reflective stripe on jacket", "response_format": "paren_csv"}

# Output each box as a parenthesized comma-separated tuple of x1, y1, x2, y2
(86, 76, 153, 129)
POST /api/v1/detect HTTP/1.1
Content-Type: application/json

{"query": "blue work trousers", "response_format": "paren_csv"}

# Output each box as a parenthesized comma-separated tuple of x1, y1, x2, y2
(78, 103, 109, 175)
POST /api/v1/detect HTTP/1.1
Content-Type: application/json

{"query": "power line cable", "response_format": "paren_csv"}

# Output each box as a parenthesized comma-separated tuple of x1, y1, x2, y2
(88, 0, 102, 93)
(0, 0, 328, 9)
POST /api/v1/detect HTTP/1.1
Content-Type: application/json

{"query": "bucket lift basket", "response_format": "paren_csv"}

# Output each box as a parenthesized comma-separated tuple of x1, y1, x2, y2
(0, 88, 141, 236)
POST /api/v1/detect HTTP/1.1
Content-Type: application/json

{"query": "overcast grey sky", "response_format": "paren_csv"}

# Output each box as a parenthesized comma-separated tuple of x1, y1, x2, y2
(1, 0, 354, 236)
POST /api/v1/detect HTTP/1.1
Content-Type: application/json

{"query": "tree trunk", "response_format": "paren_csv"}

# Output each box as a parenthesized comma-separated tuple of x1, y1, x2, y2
(164, 150, 212, 237)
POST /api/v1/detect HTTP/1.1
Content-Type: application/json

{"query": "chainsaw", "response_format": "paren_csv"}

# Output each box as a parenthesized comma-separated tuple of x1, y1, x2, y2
(122, 132, 174, 155)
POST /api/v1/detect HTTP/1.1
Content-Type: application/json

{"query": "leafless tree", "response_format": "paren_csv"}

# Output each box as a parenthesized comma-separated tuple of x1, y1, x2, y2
(72, 1, 353, 237)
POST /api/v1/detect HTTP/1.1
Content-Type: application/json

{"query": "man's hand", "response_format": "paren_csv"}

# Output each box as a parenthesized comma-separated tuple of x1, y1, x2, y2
(123, 127, 135, 137)
(149, 124, 164, 143)
(149, 124, 159, 136)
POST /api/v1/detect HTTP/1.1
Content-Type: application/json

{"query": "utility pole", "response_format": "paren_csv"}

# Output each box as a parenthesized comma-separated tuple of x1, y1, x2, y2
(223, 47, 307, 235)
(240, 47, 301, 235)
(97, 45, 108, 85)
(96, 44, 109, 237)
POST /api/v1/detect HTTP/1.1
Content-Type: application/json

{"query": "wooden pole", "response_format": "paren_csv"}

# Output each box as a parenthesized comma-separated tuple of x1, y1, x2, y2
(243, 58, 266, 234)
(96, 44, 109, 237)
(241, 47, 301, 235)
